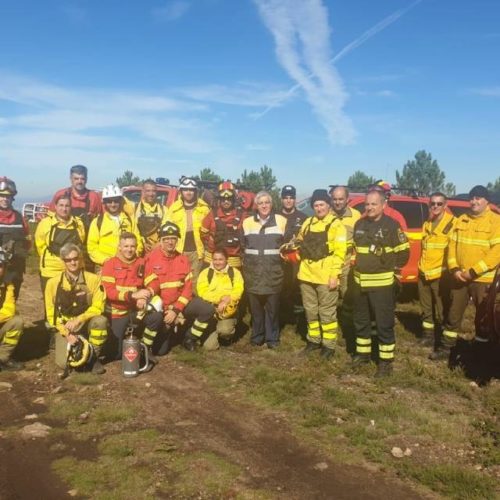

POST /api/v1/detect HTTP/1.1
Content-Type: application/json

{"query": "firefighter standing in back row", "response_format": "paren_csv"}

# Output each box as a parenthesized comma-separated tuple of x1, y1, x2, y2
(434, 185, 500, 360)
(418, 192, 455, 349)
(352, 190, 410, 377)
(0, 177, 31, 298)
(201, 181, 246, 269)
(87, 184, 143, 271)
(0, 248, 24, 371)
(134, 179, 167, 254)
(279, 185, 307, 325)
(297, 189, 346, 360)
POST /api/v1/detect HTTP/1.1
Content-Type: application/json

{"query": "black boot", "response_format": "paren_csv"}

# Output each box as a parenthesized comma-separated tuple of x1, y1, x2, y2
(374, 360, 393, 378)
(183, 334, 198, 352)
(0, 358, 24, 372)
(91, 359, 106, 375)
(299, 342, 321, 356)
(320, 346, 335, 361)
(351, 354, 370, 368)
(429, 345, 450, 361)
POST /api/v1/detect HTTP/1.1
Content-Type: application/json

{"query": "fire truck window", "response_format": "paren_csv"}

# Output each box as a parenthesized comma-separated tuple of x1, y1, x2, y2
(449, 205, 469, 217)
(389, 201, 425, 230)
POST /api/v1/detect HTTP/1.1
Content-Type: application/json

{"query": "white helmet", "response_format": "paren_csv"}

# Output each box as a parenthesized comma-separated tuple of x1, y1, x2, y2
(102, 184, 123, 200)
(179, 177, 198, 190)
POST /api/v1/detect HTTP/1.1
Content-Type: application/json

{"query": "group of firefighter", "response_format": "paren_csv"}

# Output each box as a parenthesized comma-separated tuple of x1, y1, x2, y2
(0, 165, 498, 378)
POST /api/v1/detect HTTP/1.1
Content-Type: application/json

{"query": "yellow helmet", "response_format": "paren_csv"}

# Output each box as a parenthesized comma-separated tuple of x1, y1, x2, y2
(67, 336, 94, 368)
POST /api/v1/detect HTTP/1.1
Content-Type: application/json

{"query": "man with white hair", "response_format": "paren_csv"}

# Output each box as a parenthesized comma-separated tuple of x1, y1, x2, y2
(242, 191, 287, 348)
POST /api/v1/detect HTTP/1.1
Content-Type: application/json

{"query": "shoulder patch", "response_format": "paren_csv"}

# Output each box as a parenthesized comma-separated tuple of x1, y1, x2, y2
(398, 229, 408, 243)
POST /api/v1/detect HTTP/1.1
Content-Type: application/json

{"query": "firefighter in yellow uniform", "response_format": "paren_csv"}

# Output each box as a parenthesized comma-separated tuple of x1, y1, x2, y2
(0, 249, 24, 371)
(418, 192, 455, 348)
(35, 192, 85, 294)
(297, 189, 347, 360)
(87, 184, 143, 270)
(134, 179, 167, 254)
(45, 243, 108, 374)
(196, 248, 244, 350)
(166, 177, 210, 285)
(434, 185, 500, 359)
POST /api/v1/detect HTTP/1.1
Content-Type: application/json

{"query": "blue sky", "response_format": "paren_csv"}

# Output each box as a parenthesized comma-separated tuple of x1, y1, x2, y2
(1, 0, 499, 201)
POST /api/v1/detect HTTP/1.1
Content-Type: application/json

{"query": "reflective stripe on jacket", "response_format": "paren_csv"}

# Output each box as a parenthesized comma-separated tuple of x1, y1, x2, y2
(45, 271, 105, 335)
(418, 211, 455, 280)
(297, 214, 347, 285)
(144, 247, 192, 312)
(166, 198, 210, 258)
(197, 265, 244, 304)
(87, 211, 143, 265)
(35, 215, 86, 278)
(353, 215, 410, 289)
(242, 213, 287, 294)
(101, 256, 146, 317)
(447, 207, 500, 283)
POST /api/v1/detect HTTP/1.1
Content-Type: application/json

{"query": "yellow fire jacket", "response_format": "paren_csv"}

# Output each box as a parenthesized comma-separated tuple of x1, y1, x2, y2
(87, 211, 143, 265)
(34, 215, 86, 279)
(0, 282, 16, 322)
(197, 265, 244, 304)
(418, 211, 455, 280)
(166, 197, 210, 258)
(448, 206, 500, 283)
(297, 214, 347, 285)
(45, 271, 105, 336)
(134, 201, 168, 251)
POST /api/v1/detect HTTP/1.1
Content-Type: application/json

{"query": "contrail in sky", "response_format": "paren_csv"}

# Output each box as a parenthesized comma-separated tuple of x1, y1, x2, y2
(254, 0, 423, 120)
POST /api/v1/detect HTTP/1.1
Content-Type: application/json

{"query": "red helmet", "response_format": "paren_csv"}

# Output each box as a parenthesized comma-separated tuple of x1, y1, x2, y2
(280, 240, 301, 264)
(376, 180, 391, 192)
(218, 181, 236, 199)
(0, 177, 17, 196)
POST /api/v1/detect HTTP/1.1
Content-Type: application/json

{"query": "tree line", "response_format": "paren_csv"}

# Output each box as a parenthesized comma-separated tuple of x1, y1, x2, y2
(116, 150, 500, 198)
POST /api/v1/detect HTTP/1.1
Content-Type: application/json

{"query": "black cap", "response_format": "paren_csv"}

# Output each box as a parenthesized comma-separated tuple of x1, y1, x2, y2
(159, 221, 180, 238)
(281, 185, 296, 198)
(469, 185, 490, 201)
(310, 189, 331, 207)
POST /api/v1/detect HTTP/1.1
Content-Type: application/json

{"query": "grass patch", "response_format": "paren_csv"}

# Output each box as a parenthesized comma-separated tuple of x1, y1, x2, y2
(166, 451, 241, 498)
(69, 373, 102, 386)
(397, 462, 498, 500)
(92, 404, 136, 423)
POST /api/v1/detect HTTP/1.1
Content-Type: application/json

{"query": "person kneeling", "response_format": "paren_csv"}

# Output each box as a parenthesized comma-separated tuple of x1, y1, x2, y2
(45, 243, 108, 374)
(101, 232, 162, 364)
(0, 249, 24, 371)
(197, 249, 244, 350)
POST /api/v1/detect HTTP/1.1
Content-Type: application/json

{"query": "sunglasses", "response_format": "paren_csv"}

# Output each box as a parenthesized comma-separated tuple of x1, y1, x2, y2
(429, 201, 444, 207)
(63, 257, 79, 263)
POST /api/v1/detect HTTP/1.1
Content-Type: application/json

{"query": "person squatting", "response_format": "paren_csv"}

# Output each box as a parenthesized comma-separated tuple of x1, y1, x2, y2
(1, 168, 499, 379)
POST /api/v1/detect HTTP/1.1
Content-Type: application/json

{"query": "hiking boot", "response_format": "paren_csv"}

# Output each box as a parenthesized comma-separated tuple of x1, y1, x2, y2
(351, 354, 370, 368)
(320, 346, 335, 361)
(374, 360, 393, 378)
(183, 336, 198, 352)
(417, 334, 434, 348)
(147, 348, 158, 365)
(91, 359, 106, 375)
(0, 358, 24, 372)
(428, 346, 450, 361)
(299, 342, 321, 357)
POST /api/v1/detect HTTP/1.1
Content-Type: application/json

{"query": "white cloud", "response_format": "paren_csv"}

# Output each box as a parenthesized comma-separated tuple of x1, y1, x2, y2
(179, 82, 292, 107)
(152, 1, 191, 22)
(253, 0, 355, 145)
(468, 87, 500, 97)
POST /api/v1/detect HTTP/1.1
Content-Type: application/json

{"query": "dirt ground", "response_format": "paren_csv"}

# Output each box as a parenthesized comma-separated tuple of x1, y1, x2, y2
(0, 272, 427, 499)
